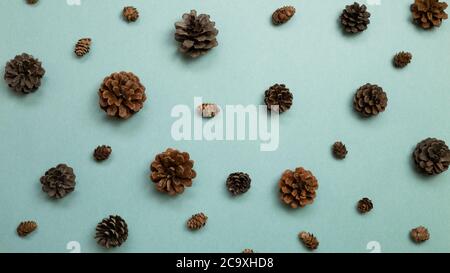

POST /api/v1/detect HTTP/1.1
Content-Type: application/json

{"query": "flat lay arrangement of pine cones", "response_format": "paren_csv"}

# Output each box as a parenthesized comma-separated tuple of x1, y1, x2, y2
(6, 1, 449, 252)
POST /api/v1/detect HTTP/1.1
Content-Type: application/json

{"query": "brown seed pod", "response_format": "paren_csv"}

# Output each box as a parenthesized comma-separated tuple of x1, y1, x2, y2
(187, 213, 208, 230)
(74, 38, 92, 57)
(17, 221, 38, 237)
(272, 6, 296, 25)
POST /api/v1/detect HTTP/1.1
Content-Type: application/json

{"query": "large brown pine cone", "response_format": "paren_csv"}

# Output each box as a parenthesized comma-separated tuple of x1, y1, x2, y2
(272, 6, 296, 25)
(413, 138, 450, 175)
(98, 72, 147, 119)
(340, 2, 371, 33)
(174, 10, 219, 58)
(150, 148, 197, 195)
(40, 164, 76, 199)
(17, 221, 38, 237)
(298, 231, 319, 250)
(353, 83, 388, 117)
(264, 84, 293, 113)
(186, 212, 208, 230)
(4, 53, 45, 94)
(279, 167, 318, 209)
(226, 172, 251, 196)
(410, 226, 430, 243)
(95, 215, 128, 248)
(411, 0, 448, 29)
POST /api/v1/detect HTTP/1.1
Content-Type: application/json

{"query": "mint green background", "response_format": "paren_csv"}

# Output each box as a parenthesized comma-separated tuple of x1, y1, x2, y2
(0, 0, 449, 253)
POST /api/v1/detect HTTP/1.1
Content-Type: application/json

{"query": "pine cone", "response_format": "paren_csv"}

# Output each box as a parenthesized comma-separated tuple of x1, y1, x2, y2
(123, 6, 139, 22)
(242, 249, 254, 253)
(332, 141, 348, 159)
(17, 221, 37, 237)
(198, 103, 220, 118)
(353, 83, 388, 117)
(74, 38, 91, 57)
(298, 232, 319, 250)
(413, 138, 450, 175)
(357, 198, 373, 213)
(40, 164, 76, 199)
(95, 215, 128, 248)
(279, 167, 318, 209)
(411, 0, 448, 29)
(264, 84, 293, 113)
(98, 71, 147, 119)
(4, 53, 45, 94)
(93, 145, 112, 161)
(226, 172, 251, 196)
(174, 10, 219, 58)
(410, 226, 430, 243)
(393, 51, 412, 68)
(340, 2, 371, 34)
(272, 6, 296, 25)
(187, 213, 208, 230)
(26, 0, 38, 4)
(150, 148, 197, 195)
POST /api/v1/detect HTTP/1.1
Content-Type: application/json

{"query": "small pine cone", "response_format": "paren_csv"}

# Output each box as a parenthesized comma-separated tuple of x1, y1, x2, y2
(393, 51, 412, 68)
(198, 103, 220, 118)
(93, 145, 112, 161)
(98, 71, 147, 119)
(264, 84, 293, 113)
(226, 172, 251, 196)
(74, 38, 92, 57)
(413, 138, 450, 175)
(299, 232, 319, 250)
(123, 6, 139, 22)
(17, 221, 37, 237)
(175, 10, 219, 58)
(410, 226, 430, 243)
(332, 141, 348, 159)
(4, 53, 45, 94)
(411, 0, 448, 29)
(357, 198, 373, 213)
(95, 215, 128, 248)
(187, 213, 208, 230)
(272, 6, 296, 25)
(279, 167, 318, 209)
(340, 2, 371, 34)
(40, 164, 76, 199)
(150, 148, 197, 195)
(26, 0, 38, 4)
(242, 249, 254, 253)
(353, 83, 388, 117)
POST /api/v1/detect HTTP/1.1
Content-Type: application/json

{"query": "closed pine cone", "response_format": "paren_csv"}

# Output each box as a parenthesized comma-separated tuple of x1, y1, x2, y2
(272, 6, 296, 25)
(357, 198, 373, 213)
(298, 232, 319, 250)
(40, 164, 76, 199)
(123, 6, 139, 22)
(74, 38, 91, 57)
(410, 226, 430, 243)
(150, 148, 197, 195)
(175, 10, 219, 58)
(98, 71, 147, 119)
(393, 51, 412, 68)
(4, 53, 45, 94)
(187, 213, 208, 230)
(413, 138, 450, 175)
(95, 215, 128, 248)
(279, 167, 318, 209)
(340, 2, 371, 33)
(264, 84, 293, 113)
(226, 172, 251, 195)
(411, 0, 448, 29)
(93, 145, 112, 161)
(353, 83, 388, 117)
(242, 249, 254, 253)
(17, 221, 37, 237)
(332, 141, 348, 159)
